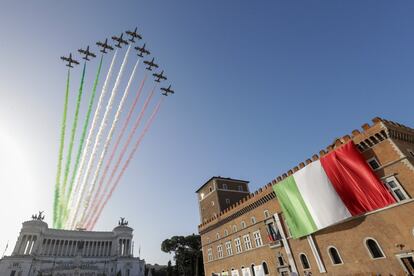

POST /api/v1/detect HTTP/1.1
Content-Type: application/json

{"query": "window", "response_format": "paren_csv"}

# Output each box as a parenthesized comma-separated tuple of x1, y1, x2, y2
(251, 264, 256, 276)
(241, 221, 246, 229)
(408, 149, 414, 158)
(226, 198, 231, 205)
(367, 157, 380, 170)
(209, 186, 213, 192)
(264, 210, 270, 219)
(365, 238, 385, 259)
(216, 233, 220, 240)
(200, 193, 205, 199)
(223, 184, 228, 190)
(233, 225, 237, 233)
(253, 230, 263, 247)
(266, 222, 281, 242)
(251, 216, 256, 224)
(217, 245, 224, 259)
(225, 241, 233, 256)
(238, 185, 243, 191)
(384, 176, 409, 202)
(243, 234, 252, 250)
(262, 262, 269, 275)
(234, 238, 242, 253)
(299, 253, 310, 269)
(328, 246, 343, 265)
(277, 253, 285, 266)
(224, 229, 228, 237)
(211, 201, 215, 206)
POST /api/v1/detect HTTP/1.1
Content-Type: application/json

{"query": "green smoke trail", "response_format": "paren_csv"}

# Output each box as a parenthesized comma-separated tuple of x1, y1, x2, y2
(61, 56, 103, 226)
(53, 69, 70, 228)
(57, 62, 87, 228)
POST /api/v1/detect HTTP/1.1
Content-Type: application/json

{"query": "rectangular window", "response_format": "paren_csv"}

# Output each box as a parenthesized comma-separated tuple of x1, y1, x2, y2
(367, 157, 380, 170)
(253, 230, 263, 247)
(384, 176, 409, 202)
(225, 241, 233, 256)
(266, 222, 282, 242)
(234, 238, 242, 254)
(238, 185, 243, 191)
(223, 184, 228, 190)
(217, 245, 223, 259)
(207, 248, 213, 261)
(243, 234, 252, 250)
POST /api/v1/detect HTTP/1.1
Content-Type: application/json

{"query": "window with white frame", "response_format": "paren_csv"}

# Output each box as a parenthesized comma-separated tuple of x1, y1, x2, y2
(238, 185, 243, 191)
(251, 216, 257, 224)
(207, 248, 213, 261)
(225, 241, 233, 256)
(264, 210, 270, 219)
(241, 221, 246, 229)
(299, 253, 310, 269)
(367, 157, 380, 170)
(243, 234, 252, 250)
(224, 229, 228, 237)
(217, 244, 224, 259)
(328, 246, 343, 265)
(365, 238, 385, 259)
(253, 230, 263, 247)
(383, 176, 409, 202)
(234, 238, 242, 253)
(233, 225, 237, 233)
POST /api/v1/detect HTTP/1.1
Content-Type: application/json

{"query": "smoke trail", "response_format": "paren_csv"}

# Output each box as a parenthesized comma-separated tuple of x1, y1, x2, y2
(60, 55, 103, 225)
(57, 62, 87, 228)
(64, 50, 118, 228)
(89, 98, 163, 230)
(83, 74, 148, 224)
(53, 69, 70, 228)
(68, 45, 132, 229)
(78, 58, 140, 226)
(85, 85, 156, 228)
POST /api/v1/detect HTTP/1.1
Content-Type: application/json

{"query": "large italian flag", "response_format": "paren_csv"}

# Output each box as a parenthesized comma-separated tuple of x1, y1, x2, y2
(273, 142, 395, 239)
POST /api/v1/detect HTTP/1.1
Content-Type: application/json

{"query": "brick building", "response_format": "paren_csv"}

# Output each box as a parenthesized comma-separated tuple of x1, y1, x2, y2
(196, 117, 414, 276)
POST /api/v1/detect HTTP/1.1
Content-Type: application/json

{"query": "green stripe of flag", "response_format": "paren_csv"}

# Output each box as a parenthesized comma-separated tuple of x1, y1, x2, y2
(273, 176, 317, 238)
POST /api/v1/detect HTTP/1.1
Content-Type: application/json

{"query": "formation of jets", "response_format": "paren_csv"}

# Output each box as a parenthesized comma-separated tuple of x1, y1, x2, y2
(61, 28, 175, 96)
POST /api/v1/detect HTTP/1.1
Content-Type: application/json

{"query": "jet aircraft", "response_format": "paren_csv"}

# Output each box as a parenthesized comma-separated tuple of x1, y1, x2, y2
(96, 39, 114, 54)
(112, 33, 129, 48)
(153, 70, 167, 82)
(144, 58, 159, 71)
(135, 43, 150, 57)
(126, 27, 142, 43)
(78, 46, 96, 61)
(61, 53, 79, 68)
(161, 85, 174, 96)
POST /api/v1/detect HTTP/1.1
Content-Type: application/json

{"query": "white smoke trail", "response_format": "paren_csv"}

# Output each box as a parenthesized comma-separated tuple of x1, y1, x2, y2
(68, 45, 132, 229)
(78, 58, 140, 226)
(64, 50, 118, 227)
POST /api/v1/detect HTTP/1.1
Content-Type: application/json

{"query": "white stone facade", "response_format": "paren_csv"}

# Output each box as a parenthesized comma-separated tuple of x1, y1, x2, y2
(0, 218, 145, 276)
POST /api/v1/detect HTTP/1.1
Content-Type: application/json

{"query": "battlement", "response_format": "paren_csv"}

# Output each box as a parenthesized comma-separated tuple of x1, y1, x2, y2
(198, 117, 413, 231)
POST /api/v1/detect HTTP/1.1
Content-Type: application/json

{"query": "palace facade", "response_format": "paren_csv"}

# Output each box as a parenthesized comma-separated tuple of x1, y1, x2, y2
(0, 216, 145, 276)
(197, 117, 414, 275)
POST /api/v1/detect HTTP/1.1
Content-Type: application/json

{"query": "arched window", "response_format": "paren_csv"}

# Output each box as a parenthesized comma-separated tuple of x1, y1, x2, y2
(264, 210, 270, 219)
(299, 253, 310, 269)
(262, 262, 269, 275)
(233, 225, 237, 232)
(328, 246, 343, 265)
(224, 229, 228, 237)
(241, 221, 246, 229)
(251, 264, 256, 276)
(251, 216, 256, 224)
(216, 233, 220, 240)
(365, 238, 385, 259)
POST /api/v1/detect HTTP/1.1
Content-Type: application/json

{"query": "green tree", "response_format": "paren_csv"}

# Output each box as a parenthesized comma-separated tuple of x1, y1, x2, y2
(161, 234, 204, 276)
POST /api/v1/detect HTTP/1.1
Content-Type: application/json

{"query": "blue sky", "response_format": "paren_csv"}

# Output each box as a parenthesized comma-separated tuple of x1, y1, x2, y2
(0, 0, 413, 265)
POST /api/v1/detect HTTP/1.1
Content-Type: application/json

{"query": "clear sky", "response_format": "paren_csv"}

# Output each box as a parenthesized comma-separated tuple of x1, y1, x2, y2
(0, 0, 413, 265)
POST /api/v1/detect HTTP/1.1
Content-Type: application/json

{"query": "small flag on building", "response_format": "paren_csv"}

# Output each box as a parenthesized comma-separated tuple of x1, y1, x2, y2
(273, 141, 395, 239)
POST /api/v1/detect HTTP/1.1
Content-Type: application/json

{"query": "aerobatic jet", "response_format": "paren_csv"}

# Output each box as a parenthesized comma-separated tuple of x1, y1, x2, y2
(144, 58, 158, 71)
(78, 46, 96, 61)
(126, 27, 142, 43)
(153, 70, 167, 82)
(161, 85, 174, 96)
(135, 43, 150, 57)
(112, 33, 129, 48)
(96, 39, 114, 54)
(61, 53, 79, 68)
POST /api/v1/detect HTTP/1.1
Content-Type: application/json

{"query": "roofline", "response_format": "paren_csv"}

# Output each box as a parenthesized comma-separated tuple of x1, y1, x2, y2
(195, 176, 249, 193)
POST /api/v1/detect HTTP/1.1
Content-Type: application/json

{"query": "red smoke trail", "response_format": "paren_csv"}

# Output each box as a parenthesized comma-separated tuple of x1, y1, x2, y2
(85, 85, 157, 228)
(88, 98, 163, 230)
(83, 75, 148, 223)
